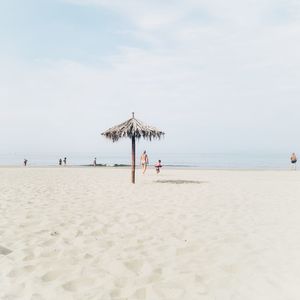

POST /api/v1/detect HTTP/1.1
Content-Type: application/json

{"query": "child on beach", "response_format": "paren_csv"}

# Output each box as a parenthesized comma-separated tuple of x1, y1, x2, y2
(155, 160, 162, 174)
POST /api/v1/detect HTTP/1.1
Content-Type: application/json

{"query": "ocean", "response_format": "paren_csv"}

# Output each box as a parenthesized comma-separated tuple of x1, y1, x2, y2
(0, 152, 294, 169)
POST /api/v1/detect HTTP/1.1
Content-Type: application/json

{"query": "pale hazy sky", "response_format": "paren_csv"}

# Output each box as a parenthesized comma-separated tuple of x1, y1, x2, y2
(1, 0, 300, 156)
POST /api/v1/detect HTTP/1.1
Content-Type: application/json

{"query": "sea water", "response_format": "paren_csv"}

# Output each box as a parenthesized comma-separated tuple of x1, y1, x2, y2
(0, 152, 293, 169)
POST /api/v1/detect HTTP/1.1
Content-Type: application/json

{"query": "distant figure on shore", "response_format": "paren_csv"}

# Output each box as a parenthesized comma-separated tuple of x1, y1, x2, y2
(63, 157, 67, 166)
(291, 153, 297, 170)
(140, 150, 149, 174)
(93, 157, 97, 167)
(59, 158, 62, 166)
(24, 159, 28, 167)
(155, 160, 162, 174)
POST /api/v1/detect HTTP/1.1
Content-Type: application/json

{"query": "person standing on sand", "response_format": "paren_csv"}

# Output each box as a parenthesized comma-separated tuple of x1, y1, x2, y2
(155, 159, 162, 174)
(63, 157, 67, 166)
(24, 159, 28, 167)
(291, 153, 297, 170)
(140, 150, 149, 174)
(93, 157, 97, 167)
(59, 158, 62, 166)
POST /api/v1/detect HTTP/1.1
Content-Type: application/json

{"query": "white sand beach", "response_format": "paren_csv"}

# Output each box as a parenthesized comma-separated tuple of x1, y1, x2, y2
(1, 167, 300, 300)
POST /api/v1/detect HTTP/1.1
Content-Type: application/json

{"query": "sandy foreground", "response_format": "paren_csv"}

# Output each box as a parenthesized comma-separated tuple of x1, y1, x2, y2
(1, 167, 300, 300)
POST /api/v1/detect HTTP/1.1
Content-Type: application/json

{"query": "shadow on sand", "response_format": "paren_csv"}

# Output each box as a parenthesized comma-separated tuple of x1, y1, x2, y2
(155, 180, 205, 185)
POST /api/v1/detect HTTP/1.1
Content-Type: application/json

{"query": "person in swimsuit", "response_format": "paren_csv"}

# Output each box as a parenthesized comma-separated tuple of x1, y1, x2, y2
(291, 153, 297, 170)
(140, 150, 149, 174)
(155, 160, 162, 174)
(59, 158, 62, 166)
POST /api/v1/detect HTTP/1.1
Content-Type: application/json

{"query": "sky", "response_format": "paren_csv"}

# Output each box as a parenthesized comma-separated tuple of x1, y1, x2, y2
(1, 0, 300, 158)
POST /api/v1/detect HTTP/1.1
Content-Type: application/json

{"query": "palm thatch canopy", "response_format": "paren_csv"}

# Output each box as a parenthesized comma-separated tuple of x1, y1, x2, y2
(101, 113, 165, 184)
(101, 113, 164, 142)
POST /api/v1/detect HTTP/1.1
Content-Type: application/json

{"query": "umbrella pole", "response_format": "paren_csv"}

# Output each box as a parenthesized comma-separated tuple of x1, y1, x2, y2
(131, 136, 135, 184)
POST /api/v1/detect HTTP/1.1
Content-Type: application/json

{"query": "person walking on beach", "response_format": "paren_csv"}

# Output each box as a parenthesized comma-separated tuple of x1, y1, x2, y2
(59, 158, 62, 166)
(93, 157, 97, 167)
(63, 157, 67, 166)
(24, 159, 28, 167)
(291, 153, 297, 170)
(140, 150, 149, 174)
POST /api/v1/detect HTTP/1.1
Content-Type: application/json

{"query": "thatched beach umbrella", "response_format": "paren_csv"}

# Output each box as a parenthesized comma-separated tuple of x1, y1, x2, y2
(101, 113, 165, 183)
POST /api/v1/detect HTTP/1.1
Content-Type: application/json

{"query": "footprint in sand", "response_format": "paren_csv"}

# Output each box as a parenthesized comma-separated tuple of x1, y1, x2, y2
(40, 249, 59, 258)
(50, 231, 59, 236)
(23, 254, 35, 261)
(7, 268, 26, 278)
(41, 270, 64, 282)
(114, 277, 128, 288)
(110, 288, 122, 298)
(31, 293, 44, 300)
(7, 265, 36, 279)
(132, 288, 146, 300)
(75, 230, 83, 237)
(0, 245, 12, 255)
(40, 239, 56, 247)
(91, 229, 103, 236)
(62, 278, 95, 292)
(124, 260, 144, 274)
(145, 269, 163, 284)
(84, 253, 93, 259)
(176, 245, 198, 256)
(153, 283, 185, 299)
(23, 265, 35, 272)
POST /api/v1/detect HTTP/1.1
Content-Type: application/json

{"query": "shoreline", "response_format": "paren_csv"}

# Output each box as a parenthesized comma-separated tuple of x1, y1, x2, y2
(0, 165, 296, 171)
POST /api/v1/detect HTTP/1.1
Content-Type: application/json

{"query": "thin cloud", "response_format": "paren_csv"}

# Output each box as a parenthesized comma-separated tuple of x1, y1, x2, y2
(1, 0, 300, 154)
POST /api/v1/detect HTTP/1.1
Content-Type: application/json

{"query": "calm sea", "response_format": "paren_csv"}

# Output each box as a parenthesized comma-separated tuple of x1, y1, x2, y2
(0, 152, 294, 169)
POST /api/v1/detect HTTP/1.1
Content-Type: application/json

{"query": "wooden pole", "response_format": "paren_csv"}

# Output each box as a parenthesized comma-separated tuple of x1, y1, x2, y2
(131, 136, 136, 184)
